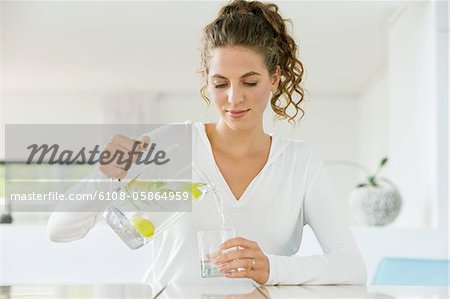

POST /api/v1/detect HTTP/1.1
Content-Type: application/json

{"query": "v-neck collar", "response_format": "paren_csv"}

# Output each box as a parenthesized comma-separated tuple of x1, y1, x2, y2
(197, 123, 278, 206)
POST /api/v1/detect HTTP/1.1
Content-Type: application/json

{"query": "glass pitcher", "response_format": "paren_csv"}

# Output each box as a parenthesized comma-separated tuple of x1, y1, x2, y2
(103, 143, 219, 250)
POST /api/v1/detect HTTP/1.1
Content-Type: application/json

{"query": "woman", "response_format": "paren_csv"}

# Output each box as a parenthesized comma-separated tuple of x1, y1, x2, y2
(48, 0, 367, 290)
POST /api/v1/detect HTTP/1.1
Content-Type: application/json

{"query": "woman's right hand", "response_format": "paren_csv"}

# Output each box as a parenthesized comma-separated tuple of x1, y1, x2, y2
(98, 134, 150, 179)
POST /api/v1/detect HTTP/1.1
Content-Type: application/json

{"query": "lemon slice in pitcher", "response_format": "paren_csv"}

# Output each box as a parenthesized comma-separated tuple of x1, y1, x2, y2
(179, 182, 207, 201)
(130, 216, 155, 238)
(127, 179, 166, 192)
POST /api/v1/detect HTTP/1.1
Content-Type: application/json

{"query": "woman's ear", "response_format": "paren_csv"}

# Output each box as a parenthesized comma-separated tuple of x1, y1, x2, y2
(271, 65, 281, 91)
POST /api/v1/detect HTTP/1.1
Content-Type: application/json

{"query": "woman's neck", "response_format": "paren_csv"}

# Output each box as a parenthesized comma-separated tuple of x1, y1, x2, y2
(205, 121, 270, 157)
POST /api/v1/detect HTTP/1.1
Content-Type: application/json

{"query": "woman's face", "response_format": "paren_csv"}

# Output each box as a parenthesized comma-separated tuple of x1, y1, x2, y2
(207, 46, 280, 131)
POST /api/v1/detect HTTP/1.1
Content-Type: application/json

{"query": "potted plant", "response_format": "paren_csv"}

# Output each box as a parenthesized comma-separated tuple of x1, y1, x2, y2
(349, 157, 402, 226)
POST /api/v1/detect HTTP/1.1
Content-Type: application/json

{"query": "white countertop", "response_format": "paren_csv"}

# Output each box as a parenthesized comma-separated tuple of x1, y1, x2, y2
(1, 284, 448, 299)
(162, 284, 449, 298)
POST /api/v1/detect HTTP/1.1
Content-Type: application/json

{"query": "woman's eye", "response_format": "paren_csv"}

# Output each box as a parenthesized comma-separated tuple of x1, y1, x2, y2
(214, 83, 227, 89)
(213, 82, 257, 88)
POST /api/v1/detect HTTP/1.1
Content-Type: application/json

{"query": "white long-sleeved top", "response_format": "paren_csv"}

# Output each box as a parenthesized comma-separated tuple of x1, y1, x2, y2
(47, 122, 367, 291)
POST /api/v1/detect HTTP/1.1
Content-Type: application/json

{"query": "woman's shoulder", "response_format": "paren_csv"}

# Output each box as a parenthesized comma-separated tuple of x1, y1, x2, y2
(190, 121, 206, 137)
(275, 136, 324, 167)
(185, 121, 205, 130)
(276, 136, 314, 155)
(160, 121, 204, 139)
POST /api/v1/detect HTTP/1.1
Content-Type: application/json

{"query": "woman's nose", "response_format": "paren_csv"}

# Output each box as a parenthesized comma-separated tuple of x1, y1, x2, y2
(227, 86, 244, 104)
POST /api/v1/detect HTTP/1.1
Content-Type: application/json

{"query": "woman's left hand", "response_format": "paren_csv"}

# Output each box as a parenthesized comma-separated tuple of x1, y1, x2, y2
(214, 237, 270, 285)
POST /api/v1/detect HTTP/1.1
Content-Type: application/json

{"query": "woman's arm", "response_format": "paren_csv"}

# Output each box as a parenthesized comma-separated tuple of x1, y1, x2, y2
(264, 157, 367, 285)
(47, 168, 110, 242)
(47, 122, 193, 243)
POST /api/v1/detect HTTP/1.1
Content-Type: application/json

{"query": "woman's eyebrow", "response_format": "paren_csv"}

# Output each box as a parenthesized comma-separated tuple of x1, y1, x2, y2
(241, 71, 261, 78)
(211, 71, 262, 79)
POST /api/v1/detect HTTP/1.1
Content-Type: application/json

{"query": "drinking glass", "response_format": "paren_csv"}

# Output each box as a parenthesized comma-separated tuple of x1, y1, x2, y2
(197, 228, 236, 278)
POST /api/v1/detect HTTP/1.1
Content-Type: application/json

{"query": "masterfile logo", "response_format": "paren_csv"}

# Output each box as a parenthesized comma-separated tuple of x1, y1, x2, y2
(4, 123, 193, 212)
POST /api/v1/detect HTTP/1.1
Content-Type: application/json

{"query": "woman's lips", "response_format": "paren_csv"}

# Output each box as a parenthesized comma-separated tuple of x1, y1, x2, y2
(227, 109, 250, 119)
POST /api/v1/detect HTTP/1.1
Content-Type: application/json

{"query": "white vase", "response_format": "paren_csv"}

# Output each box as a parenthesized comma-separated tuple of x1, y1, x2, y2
(349, 179, 402, 226)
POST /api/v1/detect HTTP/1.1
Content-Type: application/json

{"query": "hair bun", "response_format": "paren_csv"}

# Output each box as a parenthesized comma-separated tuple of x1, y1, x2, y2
(220, 0, 275, 17)
(219, 1, 282, 34)
(219, 0, 253, 15)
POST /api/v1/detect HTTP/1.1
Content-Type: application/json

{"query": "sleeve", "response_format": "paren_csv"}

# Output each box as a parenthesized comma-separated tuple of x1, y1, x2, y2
(262, 153, 367, 285)
(47, 168, 111, 242)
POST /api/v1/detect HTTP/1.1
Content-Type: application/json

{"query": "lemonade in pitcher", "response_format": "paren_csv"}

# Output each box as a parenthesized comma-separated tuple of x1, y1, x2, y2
(103, 141, 225, 250)
(104, 177, 212, 250)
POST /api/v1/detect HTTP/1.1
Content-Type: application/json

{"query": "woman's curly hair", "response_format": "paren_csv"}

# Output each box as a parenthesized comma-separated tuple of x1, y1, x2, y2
(200, 0, 305, 123)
